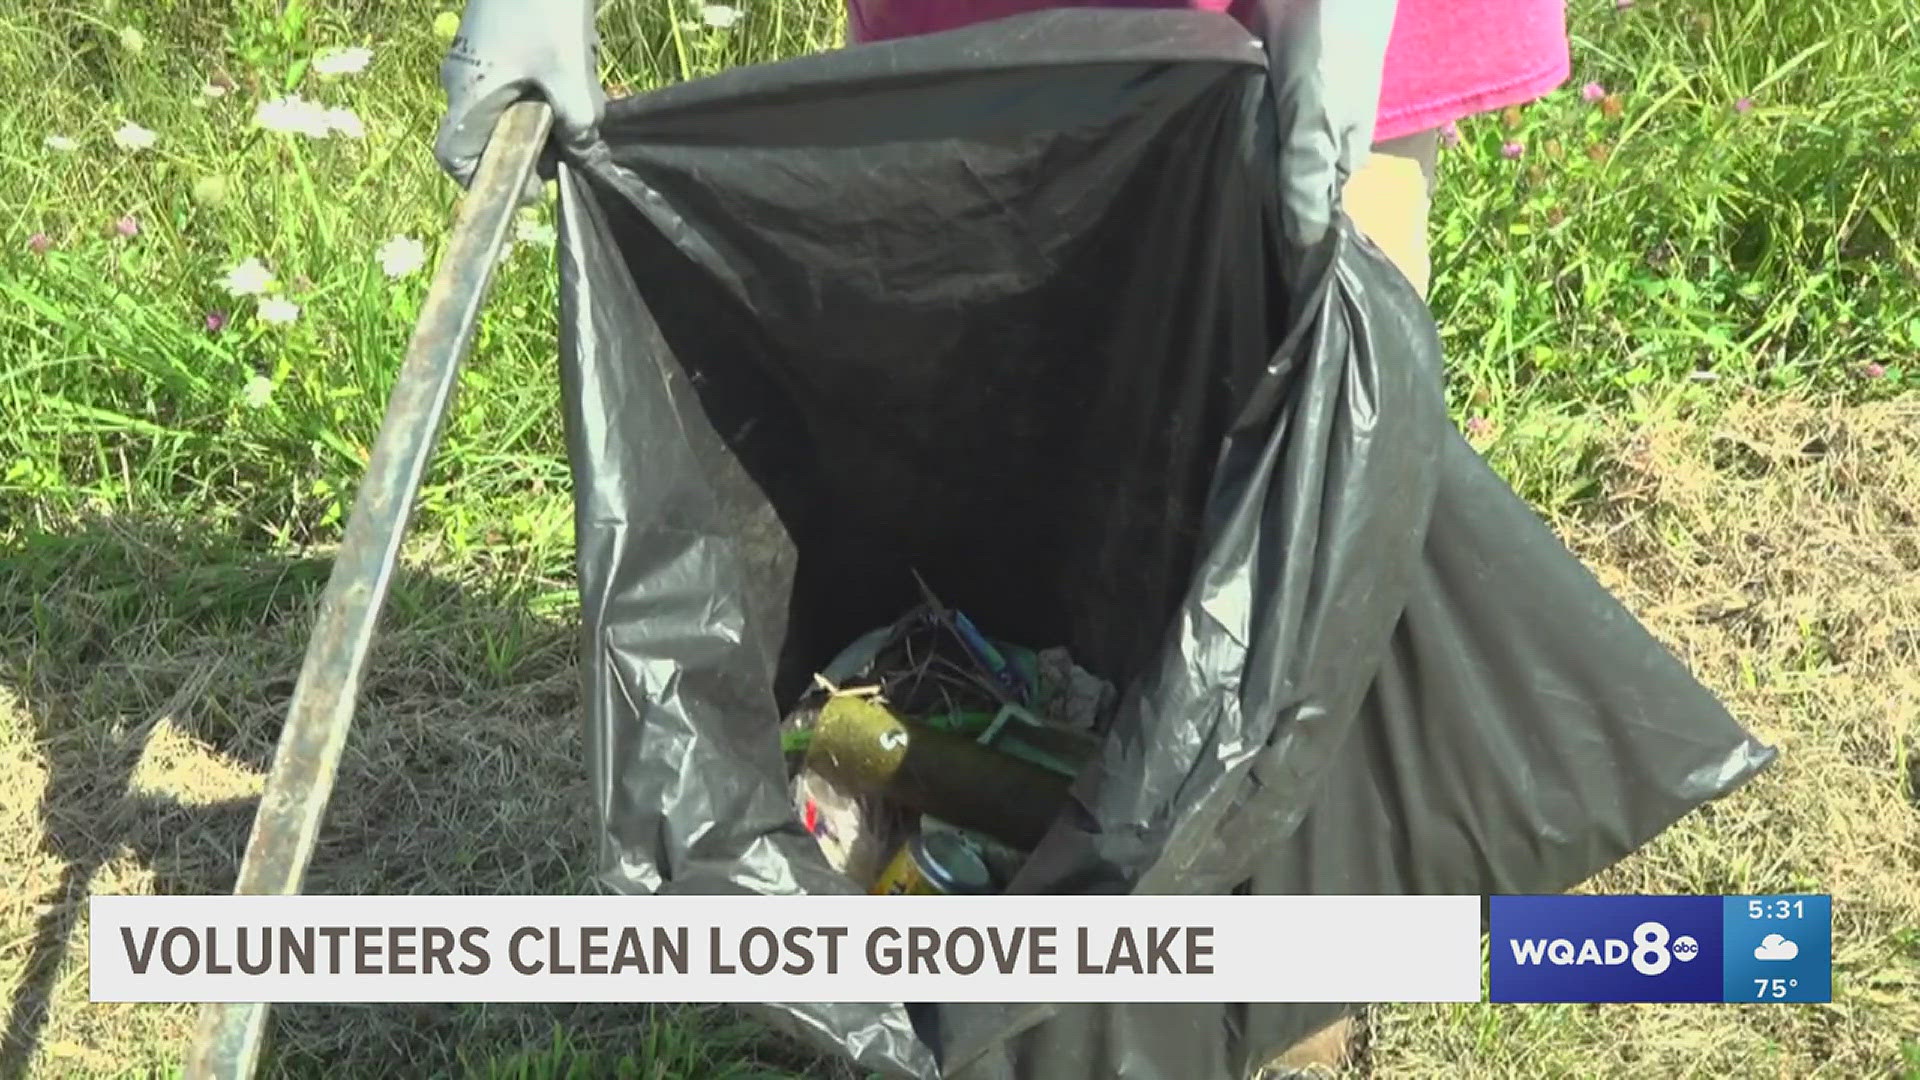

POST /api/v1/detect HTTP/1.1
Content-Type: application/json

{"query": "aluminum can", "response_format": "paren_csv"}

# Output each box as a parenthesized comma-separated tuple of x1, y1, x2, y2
(870, 829, 995, 895)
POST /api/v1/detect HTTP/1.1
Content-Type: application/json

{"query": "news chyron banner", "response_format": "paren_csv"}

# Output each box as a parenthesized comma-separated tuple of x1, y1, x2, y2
(88, 894, 1833, 1005)
(89, 896, 1481, 1004)
(1489, 895, 1833, 1003)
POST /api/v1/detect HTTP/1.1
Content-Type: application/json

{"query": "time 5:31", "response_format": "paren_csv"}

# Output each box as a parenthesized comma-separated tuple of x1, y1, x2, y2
(1749, 899, 1806, 920)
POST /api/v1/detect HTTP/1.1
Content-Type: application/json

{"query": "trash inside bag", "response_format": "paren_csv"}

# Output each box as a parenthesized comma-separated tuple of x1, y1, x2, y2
(551, 5, 1776, 1078)
(783, 587, 1113, 892)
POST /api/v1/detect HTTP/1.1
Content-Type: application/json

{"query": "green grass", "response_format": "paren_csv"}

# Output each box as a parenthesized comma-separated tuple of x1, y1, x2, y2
(1, 0, 1916, 1077)
(0, 0, 842, 568)
(1431, 0, 1919, 509)
(3, 0, 1916, 539)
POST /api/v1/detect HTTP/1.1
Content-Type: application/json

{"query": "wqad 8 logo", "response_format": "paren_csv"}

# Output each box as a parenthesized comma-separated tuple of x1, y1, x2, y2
(1490, 896, 1724, 1003)
(1631, 919, 1696, 974)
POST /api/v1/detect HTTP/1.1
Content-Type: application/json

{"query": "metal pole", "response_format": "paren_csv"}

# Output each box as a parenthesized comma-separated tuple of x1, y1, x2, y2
(181, 99, 554, 1080)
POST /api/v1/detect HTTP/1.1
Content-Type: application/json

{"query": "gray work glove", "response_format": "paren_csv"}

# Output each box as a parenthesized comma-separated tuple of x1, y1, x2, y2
(434, 0, 606, 200)
(1316, 0, 1397, 180)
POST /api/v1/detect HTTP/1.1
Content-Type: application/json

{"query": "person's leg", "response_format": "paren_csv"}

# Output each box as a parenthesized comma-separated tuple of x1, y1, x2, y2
(1253, 128, 1441, 1080)
(1340, 129, 1440, 298)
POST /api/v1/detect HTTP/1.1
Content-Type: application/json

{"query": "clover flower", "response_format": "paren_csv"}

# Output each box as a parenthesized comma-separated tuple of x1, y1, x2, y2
(242, 375, 275, 408)
(221, 257, 276, 297)
(377, 235, 428, 279)
(113, 122, 158, 152)
(255, 95, 333, 139)
(257, 297, 301, 326)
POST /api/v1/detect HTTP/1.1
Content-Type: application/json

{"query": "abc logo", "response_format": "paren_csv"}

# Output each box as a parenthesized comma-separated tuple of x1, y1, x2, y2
(1631, 922, 1701, 975)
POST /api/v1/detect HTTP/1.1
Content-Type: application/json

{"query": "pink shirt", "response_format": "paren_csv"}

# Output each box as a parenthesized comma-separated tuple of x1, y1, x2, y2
(845, 0, 1570, 143)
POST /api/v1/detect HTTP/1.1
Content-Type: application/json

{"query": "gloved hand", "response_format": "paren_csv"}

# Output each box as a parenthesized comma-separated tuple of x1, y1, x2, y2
(434, 0, 606, 199)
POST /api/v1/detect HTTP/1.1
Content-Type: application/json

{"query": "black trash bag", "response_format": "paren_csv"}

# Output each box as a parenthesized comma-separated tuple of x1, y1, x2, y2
(549, 5, 1776, 1078)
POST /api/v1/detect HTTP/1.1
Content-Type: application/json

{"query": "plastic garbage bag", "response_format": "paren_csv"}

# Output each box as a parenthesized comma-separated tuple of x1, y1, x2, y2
(550, 5, 1776, 1077)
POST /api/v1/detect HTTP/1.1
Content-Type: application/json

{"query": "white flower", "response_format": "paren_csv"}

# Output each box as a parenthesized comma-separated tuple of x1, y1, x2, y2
(257, 297, 301, 325)
(312, 46, 373, 77)
(514, 217, 556, 247)
(221, 257, 275, 297)
(201, 82, 228, 99)
(112, 122, 158, 152)
(120, 27, 147, 54)
(241, 375, 275, 409)
(254, 95, 333, 139)
(701, 4, 742, 28)
(255, 95, 366, 139)
(45, 134, 79, 152)
(324, 107, 365, 139)
(376, 235, 427, 279)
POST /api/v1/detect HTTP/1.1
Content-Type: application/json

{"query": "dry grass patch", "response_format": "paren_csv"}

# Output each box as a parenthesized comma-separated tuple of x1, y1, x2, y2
(0, 528, 830, 1078)
(1370, 397, 1920, 1077)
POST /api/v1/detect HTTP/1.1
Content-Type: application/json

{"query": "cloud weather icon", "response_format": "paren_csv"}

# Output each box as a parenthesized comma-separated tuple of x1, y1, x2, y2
(1754, 934, 1800, 961)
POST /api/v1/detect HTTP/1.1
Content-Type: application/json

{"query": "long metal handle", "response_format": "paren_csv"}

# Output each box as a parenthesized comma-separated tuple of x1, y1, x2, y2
(181, 100, 554, 1080)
